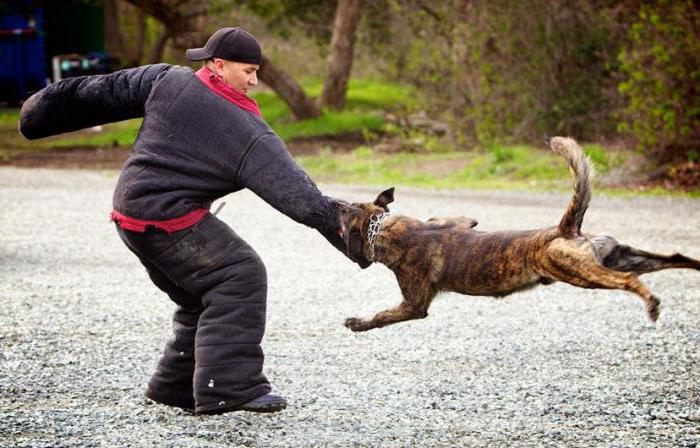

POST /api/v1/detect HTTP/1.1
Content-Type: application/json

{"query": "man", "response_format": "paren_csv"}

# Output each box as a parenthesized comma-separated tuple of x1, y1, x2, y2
(20, 27, 370, 414)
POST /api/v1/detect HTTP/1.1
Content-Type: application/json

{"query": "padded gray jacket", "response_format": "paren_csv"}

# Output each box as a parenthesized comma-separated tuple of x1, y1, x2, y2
(20, 64, 369, 267)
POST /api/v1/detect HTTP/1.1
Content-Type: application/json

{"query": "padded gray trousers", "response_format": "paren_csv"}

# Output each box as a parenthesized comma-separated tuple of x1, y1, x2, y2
(116, 212, 271, 413)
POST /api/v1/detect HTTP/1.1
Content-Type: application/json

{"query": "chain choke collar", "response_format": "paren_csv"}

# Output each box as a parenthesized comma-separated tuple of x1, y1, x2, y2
(366, 212, 390, 262)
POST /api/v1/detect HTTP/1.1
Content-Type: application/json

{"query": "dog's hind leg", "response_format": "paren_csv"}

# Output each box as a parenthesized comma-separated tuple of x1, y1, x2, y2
(344, 278, 437, 332)
(599, 241, 700, 275)
(544, 241, 661, 322)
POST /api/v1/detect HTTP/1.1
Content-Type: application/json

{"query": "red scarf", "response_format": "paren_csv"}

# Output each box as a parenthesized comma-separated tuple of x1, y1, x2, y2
(195, 67, 262, 117)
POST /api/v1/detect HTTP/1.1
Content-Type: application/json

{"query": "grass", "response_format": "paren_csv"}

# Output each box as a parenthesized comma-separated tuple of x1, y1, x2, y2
(255, 78, 414, 140)
(49, 119, 143, 148)
(298, 145, 568, 191)
(0, 108, 19, 125)
(297, 143, 700, 197)
(0, 114, 143, 160)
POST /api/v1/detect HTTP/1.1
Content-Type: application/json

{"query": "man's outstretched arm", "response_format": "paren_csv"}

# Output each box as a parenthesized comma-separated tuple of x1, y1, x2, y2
(19, 64, 172, 140)
(238, 132, 371, 268)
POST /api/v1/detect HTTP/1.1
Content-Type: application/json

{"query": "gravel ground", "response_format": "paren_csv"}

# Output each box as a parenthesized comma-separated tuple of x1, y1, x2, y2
(1, 166, 699, 448)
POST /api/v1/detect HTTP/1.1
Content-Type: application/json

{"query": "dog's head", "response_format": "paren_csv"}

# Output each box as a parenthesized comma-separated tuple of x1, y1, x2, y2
(334, 187, 395, 261)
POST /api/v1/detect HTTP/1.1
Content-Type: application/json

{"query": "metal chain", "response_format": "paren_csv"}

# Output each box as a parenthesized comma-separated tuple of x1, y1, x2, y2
(367, 212, 390, 262)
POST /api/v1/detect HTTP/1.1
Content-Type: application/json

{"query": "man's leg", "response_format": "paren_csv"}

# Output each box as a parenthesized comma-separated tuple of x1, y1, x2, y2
(117, 217, 282, 414)
(141, 262, 202, 411)
(186, 227, 273, 413)
(116, 226, 203, 410)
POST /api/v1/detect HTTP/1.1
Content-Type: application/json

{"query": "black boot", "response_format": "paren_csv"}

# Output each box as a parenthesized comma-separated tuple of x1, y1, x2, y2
(197, 393, 287, 415)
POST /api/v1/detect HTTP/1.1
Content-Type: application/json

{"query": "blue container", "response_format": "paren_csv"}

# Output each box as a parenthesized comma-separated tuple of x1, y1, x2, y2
(0, 6, 47, 102)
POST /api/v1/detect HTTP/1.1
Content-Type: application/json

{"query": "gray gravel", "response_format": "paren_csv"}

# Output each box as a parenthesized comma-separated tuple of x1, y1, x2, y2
(1, 166, 699, 447)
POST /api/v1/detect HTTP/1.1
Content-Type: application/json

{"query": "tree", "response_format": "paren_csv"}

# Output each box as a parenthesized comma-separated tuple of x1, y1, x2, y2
(257, 56, 321, 119)
(319, 0, 362, 110)
(239, 0, 366, 113)
(121, 0, 206, 49)
(105, 0, 146, 67)
(122, 0, 321, 119)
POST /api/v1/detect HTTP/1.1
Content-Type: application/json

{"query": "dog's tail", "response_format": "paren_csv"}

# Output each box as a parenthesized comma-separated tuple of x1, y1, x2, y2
(546, 136, 594, 237)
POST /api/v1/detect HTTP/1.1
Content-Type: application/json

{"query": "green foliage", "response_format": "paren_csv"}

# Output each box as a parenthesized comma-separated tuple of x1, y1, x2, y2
(617, 0, 700, 160)
(380, 1, 621, 145)
(582, 144, 618, 172)
(239, 0, 336, 42)
(462, 1, 619, 143)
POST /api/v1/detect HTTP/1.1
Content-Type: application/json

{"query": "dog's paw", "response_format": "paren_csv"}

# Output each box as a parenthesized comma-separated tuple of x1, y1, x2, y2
(344, 317, 369, 332)
(647, 297, 661, 323)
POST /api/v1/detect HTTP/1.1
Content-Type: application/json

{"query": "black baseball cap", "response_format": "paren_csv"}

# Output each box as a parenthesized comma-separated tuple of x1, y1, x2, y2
(186, 27, 262, 64)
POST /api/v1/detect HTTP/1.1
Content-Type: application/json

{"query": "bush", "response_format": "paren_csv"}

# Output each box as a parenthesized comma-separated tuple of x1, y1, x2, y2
(375, 0, 621, 146)
(617, 0, 700, 161)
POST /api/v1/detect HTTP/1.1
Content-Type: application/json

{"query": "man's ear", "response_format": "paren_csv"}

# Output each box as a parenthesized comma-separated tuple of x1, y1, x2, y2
(373, 187, 395, 210)
(211, 58, 227, 78)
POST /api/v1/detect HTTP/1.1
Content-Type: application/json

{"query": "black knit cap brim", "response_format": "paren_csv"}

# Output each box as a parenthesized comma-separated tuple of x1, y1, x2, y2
(186, 27, 262, 64)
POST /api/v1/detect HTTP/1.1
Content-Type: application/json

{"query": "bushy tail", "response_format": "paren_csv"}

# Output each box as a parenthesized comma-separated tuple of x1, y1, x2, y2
(546, 136, 594, 237)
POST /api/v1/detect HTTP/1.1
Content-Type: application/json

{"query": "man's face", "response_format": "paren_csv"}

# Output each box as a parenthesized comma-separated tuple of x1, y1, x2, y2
(211, 58, 259, 94)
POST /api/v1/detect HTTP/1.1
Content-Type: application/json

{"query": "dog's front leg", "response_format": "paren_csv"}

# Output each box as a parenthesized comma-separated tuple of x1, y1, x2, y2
(344, 301, 427, 332)
(345, 276, 437, 332)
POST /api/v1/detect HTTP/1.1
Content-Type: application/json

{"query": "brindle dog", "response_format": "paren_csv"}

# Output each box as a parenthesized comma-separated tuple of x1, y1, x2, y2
(336, 137, 700, 332)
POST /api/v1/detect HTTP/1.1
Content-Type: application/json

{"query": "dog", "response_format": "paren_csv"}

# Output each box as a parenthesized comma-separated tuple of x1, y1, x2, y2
(336, 137, 700, 332)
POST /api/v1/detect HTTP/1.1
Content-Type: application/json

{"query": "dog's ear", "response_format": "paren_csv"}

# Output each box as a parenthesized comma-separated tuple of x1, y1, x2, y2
(374, 187, 395, 210)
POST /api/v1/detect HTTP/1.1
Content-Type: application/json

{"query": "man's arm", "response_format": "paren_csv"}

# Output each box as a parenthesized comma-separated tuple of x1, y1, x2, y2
(19, 64, 172, 140)
(238, 132, 371, 268)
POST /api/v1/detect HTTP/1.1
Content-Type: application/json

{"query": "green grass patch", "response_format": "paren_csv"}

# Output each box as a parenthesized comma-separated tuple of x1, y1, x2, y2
(273, 111, 384, 140)
(49, 119, 143, 148)
(302, 78, 417, 110)
(252, 91, 292, 125)
(0, 109, 142, 159)
(297, 143, 698, 197)
(298, 143, 700, 197)
(0, 108, 19, 125)
(253, 78, 415, 140)
(298, 145, 575, 191)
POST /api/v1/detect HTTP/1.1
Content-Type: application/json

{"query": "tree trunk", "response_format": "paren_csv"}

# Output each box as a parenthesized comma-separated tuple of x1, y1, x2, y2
(258, 55, 321, 119)
(104, 0, 126, 61)
(449, 0, 471, 145)
(128, 12, 146, 66)
(123, 0, 204, 48)
(149, 28, 171, 64)
(319, 0, 362, 111)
